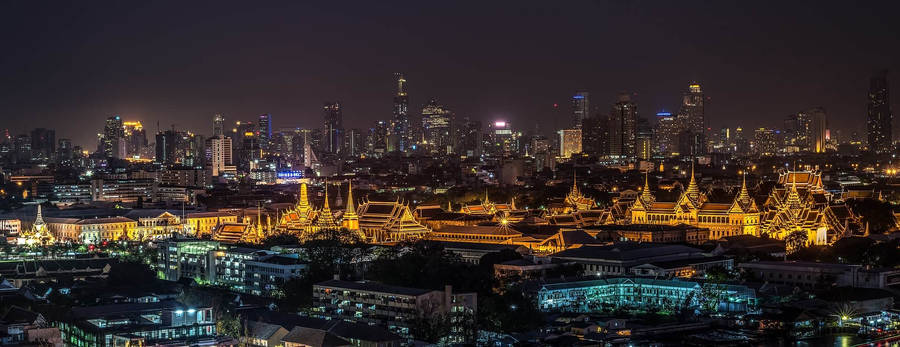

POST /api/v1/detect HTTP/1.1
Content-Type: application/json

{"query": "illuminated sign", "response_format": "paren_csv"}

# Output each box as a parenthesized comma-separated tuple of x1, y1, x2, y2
(277, 171, 304, 179)
(572, 95, 585, 99)
(656, 112, 672, 117)
(494, 121, 506, 127)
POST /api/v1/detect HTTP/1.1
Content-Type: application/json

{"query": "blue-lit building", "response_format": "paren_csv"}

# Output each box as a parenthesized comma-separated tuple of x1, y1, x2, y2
(534, 277, 757, 315)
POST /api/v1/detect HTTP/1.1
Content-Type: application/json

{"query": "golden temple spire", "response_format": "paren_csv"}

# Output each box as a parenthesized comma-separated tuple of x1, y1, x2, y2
(738, 172, 750, 201)
(344, 181, 357, 217)
(298, 183, 310, 212)
(322, 180, 330, 210)
(641, 170, 653, 202)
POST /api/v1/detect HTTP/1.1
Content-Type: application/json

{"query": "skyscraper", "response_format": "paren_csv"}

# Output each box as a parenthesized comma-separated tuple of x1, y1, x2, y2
(391, 73, 410, 153)
(677, 83, 706, 156)
(123, 121, 147, 159)
(655, 112, 678, 156)
(867, 70, 892, 153)
(323, 102, 343, 154)
(30, 128, 55, 160)
(421, 98, 454, 154)
(581, 115, 608, 157)
(571, 91, 590, 128)
(206, 115, 233, 177)
(213, 114, 225, 137)
(635, 117, 652, 160)
(257, 114, 272, 152)
(609, 93, 637, 158)
(558, 128, 582, 158)
(102, 115, 124, 158)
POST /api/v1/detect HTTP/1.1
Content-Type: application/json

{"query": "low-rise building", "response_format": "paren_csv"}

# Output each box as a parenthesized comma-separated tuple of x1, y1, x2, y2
(549, 242, 729, 277)
(55, 300, 216, 347)
(738, 261, 900, 289)
(533, 277, 757, 314)
(312, 279, 477, 337)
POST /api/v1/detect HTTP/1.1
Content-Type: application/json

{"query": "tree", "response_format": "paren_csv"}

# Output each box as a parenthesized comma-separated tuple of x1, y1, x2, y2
(784, 230, 808, 254)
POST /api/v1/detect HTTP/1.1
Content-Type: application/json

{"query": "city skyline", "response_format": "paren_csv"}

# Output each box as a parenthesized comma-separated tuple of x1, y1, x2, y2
(1, 1, 898, 147)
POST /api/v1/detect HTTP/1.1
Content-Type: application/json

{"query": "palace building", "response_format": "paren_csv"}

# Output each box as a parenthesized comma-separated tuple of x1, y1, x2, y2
(19, 205, 54, 246)
(759, 170, 860, 245)
(628, 165, 760, 240)
(356, 199, 430, 243)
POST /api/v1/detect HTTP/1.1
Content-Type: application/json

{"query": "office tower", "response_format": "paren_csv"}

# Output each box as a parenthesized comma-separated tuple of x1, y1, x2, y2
(421, 98, 454, 155)
(367, 120, 389, 156)
(797, 107, 827, 153)
(635, 117, 652, 160)
(155, 130, 178, 165)
(609, 93, 637, 158)
(867, 70, 892, 153)
(655, 112, 678, 156)
(257, 114, 272, 152)
(457, 117, 483, 158)
(323, 102, 343, 155)
(57, 138, 73, 161)
(391, 73, 410, 153)
(677, 83, 706, 156)
(205, 135, 233, 177)
(213, 114, 225, 136)
(558, 128, 582, 158)
(343, 128, 363, 158)
(123, 121, 147, 159)
(486, 121, 518, 157)
(753, 128, 778, 156)
(572, 91, 590, 128)
(581, 115, 608, 157)
(103, 115, 124, 158)
(30, 128, 55, 160)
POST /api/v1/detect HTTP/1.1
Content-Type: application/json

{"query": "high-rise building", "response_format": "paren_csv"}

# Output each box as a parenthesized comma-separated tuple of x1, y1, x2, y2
(392, 73, 410, 153)
(57, 138, 73, 161)
(457, 117, 482, 158)
(102, 115, 124, 158)
(677, 83, 706, 156)
(609, 93, 637, 159)
(123, 121, 147, 159)
(323, 102, 343, 154)
(257, 114, 272, 152)
(30, 128, 55, 160)
(790, 107, 827, 153)
(581, 115, 608, 157)
(368, 120, 389, 157)
(343, 128, 363, 158)
(753, 128, 778, 156)
(213, 114, 225, 137)
(867, 70, 892, 153)
(155, 130, 178, 165)
(655, 112, 678, 156)
(421, 98, 454, 155)
(485, 121, 519, 157)
(635, 117, 652, 160)
(558, 128, 582, 158)
(572, 91, 590, 128)
(206, 115, 233, 177)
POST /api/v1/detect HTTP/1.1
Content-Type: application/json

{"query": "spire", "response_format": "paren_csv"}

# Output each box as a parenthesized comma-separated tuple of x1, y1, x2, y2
(344, 181, 357, 217)
(484, 189, 490, 205)
(298, 183, 310, 212)
(35, 204, 44, 225)
(738, 173, 750, 201)
(641, 171, 654, 203)
(787, 171, 802, 209)
(685, 161, 700, 198)
(510, 196, 517, 210)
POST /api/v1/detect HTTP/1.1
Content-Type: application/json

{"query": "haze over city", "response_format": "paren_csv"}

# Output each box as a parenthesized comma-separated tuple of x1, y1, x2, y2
(2, 1, 899, 147)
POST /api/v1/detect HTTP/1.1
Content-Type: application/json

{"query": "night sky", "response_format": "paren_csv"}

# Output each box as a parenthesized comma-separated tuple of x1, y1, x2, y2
(2, 1, 899, 148)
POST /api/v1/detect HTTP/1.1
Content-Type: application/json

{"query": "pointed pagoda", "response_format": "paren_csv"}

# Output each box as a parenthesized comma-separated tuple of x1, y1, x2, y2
(341, 181, 359, 231)
(564, 171, 596, 212)
(315, 181, 340, 230)
(22, 205, 55, 246)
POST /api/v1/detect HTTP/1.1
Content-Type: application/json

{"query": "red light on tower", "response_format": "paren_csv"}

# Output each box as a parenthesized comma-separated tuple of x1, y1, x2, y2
(553, 103, 558, 108)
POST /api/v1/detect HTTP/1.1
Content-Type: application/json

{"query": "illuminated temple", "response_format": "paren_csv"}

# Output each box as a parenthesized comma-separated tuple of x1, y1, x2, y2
(356, 199, 431, 243)
(759, 171, 860, 245)
(627, 166, 760, 240)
